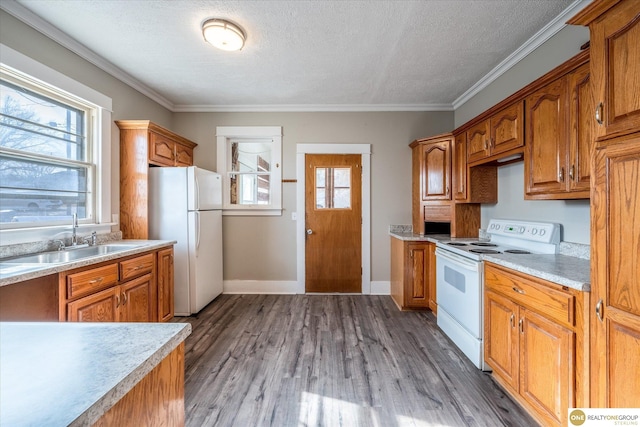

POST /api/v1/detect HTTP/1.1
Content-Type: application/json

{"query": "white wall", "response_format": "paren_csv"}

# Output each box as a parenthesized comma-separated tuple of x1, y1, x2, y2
(454, 25, 591, 244)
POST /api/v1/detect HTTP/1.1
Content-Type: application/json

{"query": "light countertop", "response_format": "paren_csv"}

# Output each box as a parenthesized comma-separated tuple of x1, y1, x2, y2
(0, 321, 191, 427)
(0, 240, 176, 287)
(389, 229, 590, 292)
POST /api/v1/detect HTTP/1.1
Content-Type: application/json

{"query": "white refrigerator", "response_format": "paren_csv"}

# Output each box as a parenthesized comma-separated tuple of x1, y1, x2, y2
(148, 166, 223, 316)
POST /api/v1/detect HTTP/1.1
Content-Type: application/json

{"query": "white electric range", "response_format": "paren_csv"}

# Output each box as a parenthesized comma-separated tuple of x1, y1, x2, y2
(434, 219, 561, 370)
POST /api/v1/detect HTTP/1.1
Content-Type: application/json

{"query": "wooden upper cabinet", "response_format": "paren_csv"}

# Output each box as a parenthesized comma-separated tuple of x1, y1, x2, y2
(571, 0, 640, 139)
(116, 120, 197, 239)
(525, 77, 568, 196)
(525, 61, 591, 199)
(568, 63, 593, 194)
(490, 102, 525, 156)
(453, 133, 467, 201)
(421, 138, 451, 201)
(467, 102, 524, 164)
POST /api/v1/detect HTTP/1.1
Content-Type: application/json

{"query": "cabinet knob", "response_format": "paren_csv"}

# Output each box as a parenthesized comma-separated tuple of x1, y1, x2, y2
(595, 102, 604, 125)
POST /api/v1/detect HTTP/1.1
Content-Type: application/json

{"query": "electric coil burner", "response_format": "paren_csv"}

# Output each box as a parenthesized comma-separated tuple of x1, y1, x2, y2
(434, 219, 561, 371)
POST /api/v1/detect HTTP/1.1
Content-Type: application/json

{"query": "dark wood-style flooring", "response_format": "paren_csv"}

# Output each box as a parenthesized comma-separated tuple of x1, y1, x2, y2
(175, 295, 536, 427)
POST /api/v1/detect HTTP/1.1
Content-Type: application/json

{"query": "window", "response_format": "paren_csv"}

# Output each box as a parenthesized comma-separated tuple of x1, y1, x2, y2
(315, 167, 351, 209)
(0, 43, 111, 237)
(217, 126, 282, 215)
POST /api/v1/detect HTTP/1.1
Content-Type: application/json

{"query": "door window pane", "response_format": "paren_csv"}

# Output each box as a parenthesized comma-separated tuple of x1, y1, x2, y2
(315, 167, 351, 209)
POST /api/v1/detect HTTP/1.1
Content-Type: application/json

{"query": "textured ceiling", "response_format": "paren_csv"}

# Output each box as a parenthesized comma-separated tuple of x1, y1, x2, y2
(7, 0, 581, 111)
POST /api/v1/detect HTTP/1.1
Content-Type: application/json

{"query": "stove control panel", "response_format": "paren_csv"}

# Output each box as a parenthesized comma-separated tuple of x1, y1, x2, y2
(487, 219, 560, 244)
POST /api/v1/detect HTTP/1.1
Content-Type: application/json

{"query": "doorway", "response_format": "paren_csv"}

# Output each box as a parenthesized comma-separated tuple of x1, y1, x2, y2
(305, 154, 362, 292)
(296, 144, 371, 294)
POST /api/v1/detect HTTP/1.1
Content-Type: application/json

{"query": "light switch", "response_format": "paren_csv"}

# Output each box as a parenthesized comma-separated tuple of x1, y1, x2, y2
(291, 212, 297, 221)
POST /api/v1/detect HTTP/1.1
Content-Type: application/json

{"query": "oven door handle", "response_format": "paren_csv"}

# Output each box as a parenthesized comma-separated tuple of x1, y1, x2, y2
(435, 247, 481, 272)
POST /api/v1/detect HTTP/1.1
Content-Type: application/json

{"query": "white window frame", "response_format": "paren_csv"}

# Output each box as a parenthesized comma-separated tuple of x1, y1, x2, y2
(0, 44, 113, 245)
(216, 126, 282, 216)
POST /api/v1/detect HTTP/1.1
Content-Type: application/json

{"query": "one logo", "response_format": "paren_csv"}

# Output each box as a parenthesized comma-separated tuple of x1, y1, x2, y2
(569, 409, 586, 426)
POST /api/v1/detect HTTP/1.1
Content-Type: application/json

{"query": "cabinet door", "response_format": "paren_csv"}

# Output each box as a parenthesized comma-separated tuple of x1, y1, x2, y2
(405, 242, 429, 308)
(520, 308, 574, 427)
(149, 132, 176, 166)
(467, 121, 490, 163)
(67, 287, 118, 322)
(525, 77, 568, 196)
(157, 247, 174, 322)
(490, 102, 524, 156)
(484, 290, 519, 390)
(590, 0, 640, 138)
(120, 274, 154, 322)
(453, 133, 467, 201)
(421, 140, 451, 200)
(175, 143, 194, 166)
(591, 136, 640, 408)
(568, 63, 592, 195)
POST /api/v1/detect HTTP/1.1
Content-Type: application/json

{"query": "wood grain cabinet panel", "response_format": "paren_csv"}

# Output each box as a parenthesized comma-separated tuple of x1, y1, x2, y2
(467, 102, 524, 164)
(484, 262, 588, 427)
(420, 139, 451, 201)
(390, 238, 435, 310)
(525, 62, 592, 199)
(157, 247, 175, 322)
(452, 133, 467, 201)
(61, 247, 173, 323)
(570, 0, 640, 409)
(116, 120, 197, 239)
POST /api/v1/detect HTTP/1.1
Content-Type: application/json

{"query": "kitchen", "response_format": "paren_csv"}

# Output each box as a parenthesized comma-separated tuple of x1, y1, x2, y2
(0, 0, 638, 426)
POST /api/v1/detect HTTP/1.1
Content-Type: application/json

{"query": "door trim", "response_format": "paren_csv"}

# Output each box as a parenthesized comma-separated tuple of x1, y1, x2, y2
(296, 144, 371, 294)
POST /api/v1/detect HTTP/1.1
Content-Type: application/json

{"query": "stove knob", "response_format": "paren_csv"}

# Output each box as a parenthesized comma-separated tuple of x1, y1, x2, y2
(531, 228, 538, 235)
(519, 227, 525, 233)
(540, 229, 546, 236)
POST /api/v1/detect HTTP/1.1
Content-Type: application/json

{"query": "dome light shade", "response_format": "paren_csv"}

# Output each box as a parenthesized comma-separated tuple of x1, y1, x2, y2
(202, 19, 246, 51)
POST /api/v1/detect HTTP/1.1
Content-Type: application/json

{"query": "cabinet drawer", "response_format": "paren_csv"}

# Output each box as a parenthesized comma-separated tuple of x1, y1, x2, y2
(67, 264, 119, 299)
(423, 204, 451, 221)
(120, 253, 155, 281)
(485, 264, 575, 327)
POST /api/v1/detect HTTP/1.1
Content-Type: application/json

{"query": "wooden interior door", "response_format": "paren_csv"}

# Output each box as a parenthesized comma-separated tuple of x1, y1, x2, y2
(305, 154, 361, 293)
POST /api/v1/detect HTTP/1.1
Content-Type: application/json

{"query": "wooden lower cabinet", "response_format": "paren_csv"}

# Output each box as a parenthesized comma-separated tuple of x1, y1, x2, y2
(157, 247, 174, 322)
(484, 263, 588, 427)
(60, 246, 174, 323)
(390, 237, 435, 310)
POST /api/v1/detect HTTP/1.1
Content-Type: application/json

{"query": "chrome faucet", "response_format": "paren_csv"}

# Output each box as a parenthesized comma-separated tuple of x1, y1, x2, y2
(71, 213, 79, 246)
(83, 231, 98, 246)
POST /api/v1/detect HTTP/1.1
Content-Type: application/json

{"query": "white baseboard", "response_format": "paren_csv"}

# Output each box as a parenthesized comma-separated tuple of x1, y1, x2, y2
(223, 280, 390, 295)
(223, 280, 299, 294)
(370, 281, 390, 295)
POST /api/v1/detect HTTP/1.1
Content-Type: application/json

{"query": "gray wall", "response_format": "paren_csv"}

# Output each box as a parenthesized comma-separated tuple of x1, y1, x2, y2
(173, 112, 453, 281)
(454, 25, 591, 244)
(0, 10, 173, 225)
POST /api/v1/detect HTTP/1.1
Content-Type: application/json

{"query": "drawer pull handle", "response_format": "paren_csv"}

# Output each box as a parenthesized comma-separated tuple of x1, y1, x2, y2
(512, 286, 525, 294)
(569, 165, 575, 181)
(510, 313, 515, 328)
(115, 294, 120, 308)
(519, 318, 524, 334)
(88, 277, 104, 284)
(595, 299, 604, 322)
(122, 292, 127, 305)
(134, 265, 143, 271)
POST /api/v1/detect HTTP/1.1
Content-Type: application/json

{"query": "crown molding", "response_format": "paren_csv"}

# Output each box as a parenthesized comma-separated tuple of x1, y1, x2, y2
(452, 0, 592, 110)
(0, 0, 175, 111)
(172, 103, 454, 113)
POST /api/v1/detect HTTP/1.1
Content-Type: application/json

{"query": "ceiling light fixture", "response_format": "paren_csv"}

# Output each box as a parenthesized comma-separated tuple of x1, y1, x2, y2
(202, 18, 246, 51)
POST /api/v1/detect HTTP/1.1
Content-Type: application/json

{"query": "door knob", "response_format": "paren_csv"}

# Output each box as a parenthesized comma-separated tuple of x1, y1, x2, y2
(306, 229, 313, 235)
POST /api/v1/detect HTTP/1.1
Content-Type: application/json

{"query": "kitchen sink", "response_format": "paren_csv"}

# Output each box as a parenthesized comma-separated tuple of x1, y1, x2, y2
(1, 242, 149, 265)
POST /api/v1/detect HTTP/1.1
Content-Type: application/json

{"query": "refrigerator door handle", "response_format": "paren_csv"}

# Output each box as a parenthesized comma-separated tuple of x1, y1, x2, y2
(195, 211, 201, 257)
(194, 174, 200, 211)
